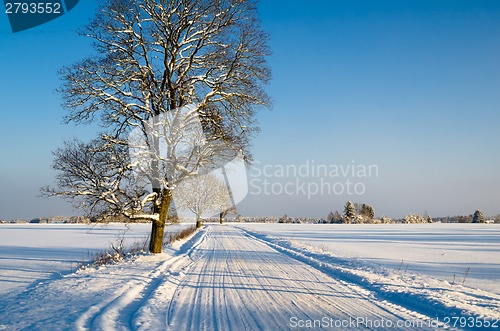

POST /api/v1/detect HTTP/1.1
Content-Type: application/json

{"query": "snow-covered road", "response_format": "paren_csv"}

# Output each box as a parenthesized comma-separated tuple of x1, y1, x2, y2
(166, 225, 431, 330)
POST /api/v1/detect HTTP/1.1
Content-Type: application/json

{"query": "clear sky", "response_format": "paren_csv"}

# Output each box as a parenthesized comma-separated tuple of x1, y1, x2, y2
(1, 0, 499, 220)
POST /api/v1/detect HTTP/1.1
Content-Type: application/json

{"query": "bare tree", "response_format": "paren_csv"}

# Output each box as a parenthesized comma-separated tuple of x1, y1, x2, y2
(174, 173, 232, 228)
(43, 139, 154, 220)
(43, 0, 271, 253)
(219, 207, 238, 224)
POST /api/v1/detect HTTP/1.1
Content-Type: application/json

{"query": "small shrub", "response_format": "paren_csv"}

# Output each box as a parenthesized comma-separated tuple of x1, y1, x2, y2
(80, 226, 197, 270)
(164, 226, 197, 247)
(403, 214, 427, 224)
(80, 234, 150, 270)
(381, 215, 393, 224)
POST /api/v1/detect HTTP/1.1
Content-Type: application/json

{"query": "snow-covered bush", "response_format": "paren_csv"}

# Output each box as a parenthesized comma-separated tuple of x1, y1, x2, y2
(353, 215, 367, 224)
(403, 214, 427, 224)
(381, 215, 393, 224)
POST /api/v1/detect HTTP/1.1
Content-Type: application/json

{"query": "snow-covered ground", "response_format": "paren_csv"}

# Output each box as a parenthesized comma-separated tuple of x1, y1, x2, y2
(0, 223, 190, 298)
(236, 223, 500, 295)
(0, 223, 499, 330)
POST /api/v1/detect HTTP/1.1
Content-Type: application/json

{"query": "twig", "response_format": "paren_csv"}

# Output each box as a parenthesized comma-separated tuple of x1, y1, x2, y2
(462, 267, 470, 286)
(397, 259, 404, 272)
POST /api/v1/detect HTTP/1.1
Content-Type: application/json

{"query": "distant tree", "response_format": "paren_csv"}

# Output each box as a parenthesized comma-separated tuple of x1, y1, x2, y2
(381, 215, 392, 224)
(327, 211, 335, 223)
(472, 210, 484, 223)
(219, 207, 237, 225)
(353, 203, 362, 215)
(360, 204, 375, 219)
(343, 201, 356, 224)
(279, 214, 289, 224)
(368, 206, 375, 219)
(174, 174, 232, 228)
(403, 214, 426, 224)
(360, 204, 368, 217)
(333, 210, 341, 223)
(425, 215, 433, 223)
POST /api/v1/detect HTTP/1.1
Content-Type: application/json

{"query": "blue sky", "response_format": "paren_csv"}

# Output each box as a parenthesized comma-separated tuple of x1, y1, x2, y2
(1, 0, 499, 220)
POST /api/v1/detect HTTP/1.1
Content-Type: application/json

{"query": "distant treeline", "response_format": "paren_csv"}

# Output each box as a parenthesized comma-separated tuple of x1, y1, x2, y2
(2, 213, 499, 225)
(0, 216, 91, 224)
(222, 214, 500, 224)
(432, 215, 500, 223)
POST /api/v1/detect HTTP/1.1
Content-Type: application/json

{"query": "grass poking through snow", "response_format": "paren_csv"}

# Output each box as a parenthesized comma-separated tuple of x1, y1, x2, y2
(80, 225, 197, 270)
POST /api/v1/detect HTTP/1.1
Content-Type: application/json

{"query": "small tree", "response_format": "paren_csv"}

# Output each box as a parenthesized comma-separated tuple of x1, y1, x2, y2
(403, 214, 426, 224)
(360, 204, 375, 219)
(381, 215, 392, 224)
(353, 203, 362, 215)
(327, 210, 342, 223)
(472, 210, 484, 223)
(333, 210, 342, 223)
(333, 211, 342, 223)
(219, 207, 237, 224)
(327, 211, 335, 223)
(279, 214, 290, 224)
(174, 174, 232, 228)
(343, 201, 356, 224)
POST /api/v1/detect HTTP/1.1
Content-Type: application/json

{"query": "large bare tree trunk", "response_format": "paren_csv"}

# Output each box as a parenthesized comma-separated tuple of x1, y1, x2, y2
(196, 215, 202, 229)
(149, 188, 172, 253)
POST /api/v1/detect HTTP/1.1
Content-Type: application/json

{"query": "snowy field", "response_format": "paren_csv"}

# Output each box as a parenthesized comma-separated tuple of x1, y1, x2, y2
(0, 223, 499, 330)
(236, 223, 500, 294)
(0, 223, 191, 298)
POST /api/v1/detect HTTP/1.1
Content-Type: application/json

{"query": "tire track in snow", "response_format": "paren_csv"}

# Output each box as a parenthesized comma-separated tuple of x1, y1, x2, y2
(75, 229, 208, 331)
(241, 228, 465, 330)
